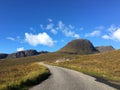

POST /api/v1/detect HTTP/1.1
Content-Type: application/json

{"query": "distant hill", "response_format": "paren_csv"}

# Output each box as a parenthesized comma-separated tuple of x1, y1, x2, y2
(0, 50, 48, 59)
(58, 39, 99, 54)
(0, 54, 8, 59)
(96, 46, 115, 52)
(7, 50, 38, 58)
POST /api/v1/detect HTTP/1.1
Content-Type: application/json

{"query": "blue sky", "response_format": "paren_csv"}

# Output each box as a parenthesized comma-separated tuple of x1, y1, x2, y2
(0, 0, 120, 53)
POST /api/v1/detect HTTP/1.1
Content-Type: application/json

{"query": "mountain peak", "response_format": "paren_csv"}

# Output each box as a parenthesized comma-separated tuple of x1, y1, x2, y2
(96, 46, 115, 52)
(58, 39, 99, 54)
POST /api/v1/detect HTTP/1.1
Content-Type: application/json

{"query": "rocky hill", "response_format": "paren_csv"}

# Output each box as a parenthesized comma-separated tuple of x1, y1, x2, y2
(58, 39, 99, 54)
(0, 54, 8, 59)
(0, 50, 48, 59)
(96, 46, 115, 52)
(7, 50, 38, 58)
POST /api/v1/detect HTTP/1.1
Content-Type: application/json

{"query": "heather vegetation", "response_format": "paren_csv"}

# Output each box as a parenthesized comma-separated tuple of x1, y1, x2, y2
(53, 50, 120, 84)
(0, 38, 120, 89)
(0, 58, 50, 90)
(0, 53, 75, 90)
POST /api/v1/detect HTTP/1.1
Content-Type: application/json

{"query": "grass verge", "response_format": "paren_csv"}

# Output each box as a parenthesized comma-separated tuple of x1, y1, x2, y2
(0, 63, 50, 90)
(52, 50, 120, 88)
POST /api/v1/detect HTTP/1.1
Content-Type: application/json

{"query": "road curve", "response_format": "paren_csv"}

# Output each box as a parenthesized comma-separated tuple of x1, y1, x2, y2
(29, 63, 117, 90)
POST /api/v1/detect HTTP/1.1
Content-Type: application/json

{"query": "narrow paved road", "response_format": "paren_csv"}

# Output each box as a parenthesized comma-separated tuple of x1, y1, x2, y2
(30, 63, 117, 90)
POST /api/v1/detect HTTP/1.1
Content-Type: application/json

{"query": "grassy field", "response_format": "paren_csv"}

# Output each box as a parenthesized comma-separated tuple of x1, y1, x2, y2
(0, 52, 74, 90)
(0, 50, 120, 89)
(0, 58, 50, 90)
(53, 50, 120, 84)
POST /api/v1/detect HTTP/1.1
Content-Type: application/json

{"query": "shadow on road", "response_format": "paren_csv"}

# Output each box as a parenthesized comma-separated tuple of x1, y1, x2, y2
(95, 76, 120, 89)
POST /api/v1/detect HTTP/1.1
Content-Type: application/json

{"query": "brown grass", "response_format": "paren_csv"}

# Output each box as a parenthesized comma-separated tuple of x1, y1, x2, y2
(0, 61, 49, 90)
(53, 50, 120, 84)
(1, 50, 120, 89)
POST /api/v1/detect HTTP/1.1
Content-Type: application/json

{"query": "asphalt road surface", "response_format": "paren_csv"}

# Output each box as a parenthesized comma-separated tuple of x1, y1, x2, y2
(29, 63, 117, 90)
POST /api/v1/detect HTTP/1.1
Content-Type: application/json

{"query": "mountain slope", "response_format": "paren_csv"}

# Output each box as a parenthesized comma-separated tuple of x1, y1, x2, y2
(96, 46, 115, 52)
(58, 39, 99, 54)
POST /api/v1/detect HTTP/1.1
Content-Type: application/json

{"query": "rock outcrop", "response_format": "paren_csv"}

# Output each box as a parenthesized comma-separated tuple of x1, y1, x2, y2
(96, 46, 115, 52)
(0, 54, 8, 59)
(7, 50, 48, 58)
(58, 39, 99, 54)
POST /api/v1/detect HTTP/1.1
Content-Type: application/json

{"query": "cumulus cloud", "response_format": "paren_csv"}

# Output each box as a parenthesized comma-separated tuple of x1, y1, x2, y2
(102, 35, 110, 39)
(48, 18, 53, 22)
(96, 26, 104, 30)
(57, 21, 64, 30)
(17, 47, 24, 51)
(62, 29, 80, 39)
(74, 34, 80, 39)
(45, 23, 58, 34)
(108, 24, 118, 32)
(41, 19, 80, 38)
(6, 37, 15, 41)
(51, 29, 57, 34)
(112, 29, 120, 41)
(85, 30, 101, 37)
(46, 23, 54, 30)
(80, 27, 84, 30)
(40, 24, 44, 30)
(102, 25, 120, 41)
(57, 21, 80, 39)
(25, 32, 54, 47)
(69, 24, 74, 29)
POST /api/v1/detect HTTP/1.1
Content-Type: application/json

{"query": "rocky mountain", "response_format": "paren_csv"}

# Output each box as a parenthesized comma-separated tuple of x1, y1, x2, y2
(7, 50, 38, 58)
(0, 50, 48, 59)
(96, 46, 115, 52)
(58, 39, 99, 54)
(0, 54, 8, 59)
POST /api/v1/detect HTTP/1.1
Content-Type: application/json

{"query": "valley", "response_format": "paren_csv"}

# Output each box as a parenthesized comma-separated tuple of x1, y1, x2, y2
(0, 39, 120, 90)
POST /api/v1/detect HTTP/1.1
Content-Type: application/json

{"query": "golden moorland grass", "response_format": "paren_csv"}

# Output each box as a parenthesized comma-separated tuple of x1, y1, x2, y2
(53, 50, 120, 84)
(0, 53, 77, 90)
(0, 61, 49, 90)
(0, 50, 120, 89)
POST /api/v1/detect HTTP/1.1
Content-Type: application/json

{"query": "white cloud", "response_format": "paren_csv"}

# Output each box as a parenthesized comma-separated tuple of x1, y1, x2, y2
(58, 21, 64, 30)
(108, 24, 118, 32)
(57, 21, 80, 39)
(102, 25, 120, 41)
(40, 20, 80, 39)
(51, 29, 57, 34)
(17, 47, 24, 51)
(29, 27, 36, 33)
(96, 26, 104, 30)
(48, 18, 53, 22)
(85, 30, 101, 37)
(62, 28, 80, 39)
(74, 34, 80, 39)
(80, 27, 84, 30)
(112, 29, 120, 41)
(45, 23, 57, 34)
(40, 24, 44, 30)
(46, 23, 54, 30)
(102, 35, 110, 39)
(7, 37, 15, 41)
(69, 24, 74, 29)
(25, 32, 54, 47)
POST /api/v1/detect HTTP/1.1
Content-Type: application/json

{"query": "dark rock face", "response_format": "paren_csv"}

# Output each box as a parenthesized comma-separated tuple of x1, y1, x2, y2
(24, 50, 38, 56)
(0, 54, 8, 59)
(58, 39, 99, 54)
(7, 50, 48, 58)
(7, 50, 38, 58)
(96, 46, 115, 52)
(38, 51, 49, 54)
(7, 51, 26, 58)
